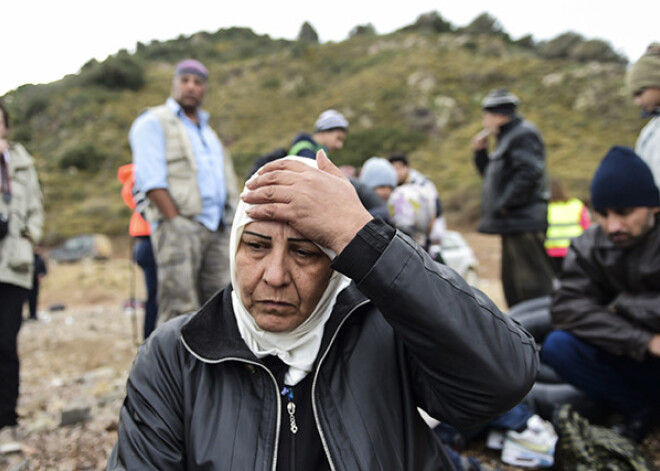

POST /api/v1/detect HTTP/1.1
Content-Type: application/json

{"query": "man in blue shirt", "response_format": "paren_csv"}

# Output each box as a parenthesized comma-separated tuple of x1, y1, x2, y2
(130, 59, 231, 323)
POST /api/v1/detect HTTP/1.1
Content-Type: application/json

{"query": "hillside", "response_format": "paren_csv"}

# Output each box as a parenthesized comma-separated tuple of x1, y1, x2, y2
(0, 21, 644, 242)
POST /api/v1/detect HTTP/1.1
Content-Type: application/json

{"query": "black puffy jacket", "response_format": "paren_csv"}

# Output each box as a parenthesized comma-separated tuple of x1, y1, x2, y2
(108, 226, 538, 470)
(475, 116, 549, 234)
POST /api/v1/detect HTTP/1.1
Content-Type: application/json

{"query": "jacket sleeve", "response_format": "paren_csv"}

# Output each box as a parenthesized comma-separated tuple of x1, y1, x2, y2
(333, 219, 539, 428)
(474, 149, 489, 176)
(550, 244, 654, 361)
(23, 158, 43, 243)
(613, 292, 660, 333)
(497, 133, 545, 211)
(107, 321, 187, 470)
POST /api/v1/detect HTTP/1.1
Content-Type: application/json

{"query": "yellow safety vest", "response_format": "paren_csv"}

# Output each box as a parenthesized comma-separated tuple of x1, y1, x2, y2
(545, 198, 585, 254)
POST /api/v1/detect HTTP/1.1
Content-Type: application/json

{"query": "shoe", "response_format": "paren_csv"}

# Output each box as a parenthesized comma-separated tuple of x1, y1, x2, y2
(0, 425, 22, 454)
(486, 429, 505, 450)
(501, 439, 553, 468)
(501, 415, 557, 468)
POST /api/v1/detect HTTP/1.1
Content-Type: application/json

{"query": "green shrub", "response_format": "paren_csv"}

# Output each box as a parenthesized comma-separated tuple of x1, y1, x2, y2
(261, 77, 281, 89)
(538, 32, 584, 59)
(461, 12, 509, 40)
(514, 35, 536, 50)
(83, 54, 145, 91)
(59, 144, 109, 172)
(398, 11, 453, 34)
(570, 39, 627, 64)
(297, 22, 319, 43)
(333, 127, 429, 168)
(349, 23, 377, 38)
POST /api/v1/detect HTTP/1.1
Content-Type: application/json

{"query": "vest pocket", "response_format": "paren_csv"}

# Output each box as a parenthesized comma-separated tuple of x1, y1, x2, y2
(8, 236, 33, 272)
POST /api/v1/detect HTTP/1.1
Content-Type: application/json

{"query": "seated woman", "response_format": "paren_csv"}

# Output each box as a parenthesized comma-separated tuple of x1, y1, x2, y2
(107, 152, 538, 470)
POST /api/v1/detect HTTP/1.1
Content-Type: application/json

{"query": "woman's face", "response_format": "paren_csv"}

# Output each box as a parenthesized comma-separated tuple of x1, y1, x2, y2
(235, 221, 333, 333)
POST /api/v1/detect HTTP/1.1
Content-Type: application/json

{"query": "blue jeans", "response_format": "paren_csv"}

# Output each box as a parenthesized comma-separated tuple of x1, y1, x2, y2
(134, 237, 158, 340)
(541, 330, 660, 421)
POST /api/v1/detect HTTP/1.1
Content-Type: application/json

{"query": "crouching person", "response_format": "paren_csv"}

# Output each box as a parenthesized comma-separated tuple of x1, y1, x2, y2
(545, 146, 660, 443)
(107, 152, 538, 470)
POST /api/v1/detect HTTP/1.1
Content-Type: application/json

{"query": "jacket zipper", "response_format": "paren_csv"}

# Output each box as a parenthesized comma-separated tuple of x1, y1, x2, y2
(281, 386, 298, 468)
(311, 299, 370, 471)
(180, 336, 282, 471)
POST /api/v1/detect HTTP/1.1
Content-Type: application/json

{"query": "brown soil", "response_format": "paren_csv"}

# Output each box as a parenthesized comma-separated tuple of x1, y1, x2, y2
(3, 233, 658, 470)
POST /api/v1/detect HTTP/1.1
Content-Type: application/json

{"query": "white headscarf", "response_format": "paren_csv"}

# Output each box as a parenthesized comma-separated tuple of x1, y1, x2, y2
(230, 156, 351, 385)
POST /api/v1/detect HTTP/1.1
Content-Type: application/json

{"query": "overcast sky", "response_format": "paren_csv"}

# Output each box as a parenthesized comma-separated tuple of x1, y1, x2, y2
(2, 0, 658, 95)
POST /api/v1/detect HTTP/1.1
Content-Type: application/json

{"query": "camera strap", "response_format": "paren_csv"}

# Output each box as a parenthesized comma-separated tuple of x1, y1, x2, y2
(0, 152, 11, 204)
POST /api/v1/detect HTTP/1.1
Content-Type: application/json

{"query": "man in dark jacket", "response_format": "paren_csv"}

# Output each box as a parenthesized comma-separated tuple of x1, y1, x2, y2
(108, 152, 539, 470)
(472, 88, 553, 308)
(543, 146, 660, 443)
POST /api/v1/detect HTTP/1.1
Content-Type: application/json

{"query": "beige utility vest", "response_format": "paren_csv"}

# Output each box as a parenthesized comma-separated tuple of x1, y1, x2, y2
(144, 105, 205, 223)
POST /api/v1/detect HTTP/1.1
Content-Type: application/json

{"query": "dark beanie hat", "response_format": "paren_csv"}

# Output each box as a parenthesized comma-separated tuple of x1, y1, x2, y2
(590, 146, 660, 212)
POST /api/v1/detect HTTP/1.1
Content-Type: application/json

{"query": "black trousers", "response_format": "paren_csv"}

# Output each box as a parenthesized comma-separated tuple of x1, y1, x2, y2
(0, 283, 28, 428)
(501, 231, 554, 309)
(27, 281, 40, 319)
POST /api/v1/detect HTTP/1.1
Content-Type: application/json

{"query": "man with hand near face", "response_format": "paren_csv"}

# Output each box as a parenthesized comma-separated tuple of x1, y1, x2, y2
(472, 88, 554, 309)
(130, 59, 234, 323)
(544, 146, 660, 443)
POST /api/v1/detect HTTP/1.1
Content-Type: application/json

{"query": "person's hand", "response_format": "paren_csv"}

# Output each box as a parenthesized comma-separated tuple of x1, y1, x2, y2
(242, 150, 373, 255)
(472, 129, 490, 151)
(648, 334, 660, 357)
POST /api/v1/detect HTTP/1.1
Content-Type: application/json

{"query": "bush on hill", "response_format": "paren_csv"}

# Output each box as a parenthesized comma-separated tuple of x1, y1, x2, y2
(82, 53, 145, 91)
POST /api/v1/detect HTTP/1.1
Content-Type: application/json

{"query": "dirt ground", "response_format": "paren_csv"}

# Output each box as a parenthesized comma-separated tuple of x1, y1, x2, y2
(3, 232, 658, 470)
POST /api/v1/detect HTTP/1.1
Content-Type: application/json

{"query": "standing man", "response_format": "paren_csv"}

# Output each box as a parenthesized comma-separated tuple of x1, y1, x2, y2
(472, 88, 553, 308)
(543, 146, 660, 443)
(130, 59, 235, 324)
(626, 42, 660, 188)
(0, 101, 43, 446)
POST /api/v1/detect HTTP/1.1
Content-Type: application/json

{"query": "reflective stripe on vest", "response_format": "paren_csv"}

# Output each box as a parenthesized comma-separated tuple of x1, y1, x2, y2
(545, 198, 585, 250)
(289, 140, 318, 156)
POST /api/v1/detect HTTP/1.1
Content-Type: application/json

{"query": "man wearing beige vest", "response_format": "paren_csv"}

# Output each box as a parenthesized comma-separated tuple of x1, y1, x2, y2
(130, 59, 236, 324)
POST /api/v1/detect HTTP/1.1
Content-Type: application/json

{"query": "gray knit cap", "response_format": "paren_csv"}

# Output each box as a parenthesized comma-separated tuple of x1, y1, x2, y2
(359, 157, 397, 190)
(626, 43, 660, 97)
(314, 109, 349, 132)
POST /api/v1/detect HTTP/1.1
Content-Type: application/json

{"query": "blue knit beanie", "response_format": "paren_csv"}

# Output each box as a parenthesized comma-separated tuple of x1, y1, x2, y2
(359, 157, 397, 190)
(590, 146, 660, 212)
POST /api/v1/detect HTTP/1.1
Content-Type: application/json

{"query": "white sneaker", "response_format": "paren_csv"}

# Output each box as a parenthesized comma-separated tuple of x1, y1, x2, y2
(486, 429, 505, 450)
(501, 439, 554, 468)
(501, 415, 557, 468)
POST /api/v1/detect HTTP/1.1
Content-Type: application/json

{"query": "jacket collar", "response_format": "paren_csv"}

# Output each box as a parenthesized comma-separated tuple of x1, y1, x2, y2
(166, 97, 209, 127)
(180, 284, 370, 363)
(496, 115, 522, 140)
(6, 143, 33, 170)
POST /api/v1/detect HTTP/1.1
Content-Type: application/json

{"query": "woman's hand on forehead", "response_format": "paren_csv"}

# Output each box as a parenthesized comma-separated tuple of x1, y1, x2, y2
(242, 151, 372, 255)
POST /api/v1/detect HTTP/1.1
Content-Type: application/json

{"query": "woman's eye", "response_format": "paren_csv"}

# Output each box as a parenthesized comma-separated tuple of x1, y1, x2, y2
(247, 242, 267, 251)
(293, 247, 317, 258)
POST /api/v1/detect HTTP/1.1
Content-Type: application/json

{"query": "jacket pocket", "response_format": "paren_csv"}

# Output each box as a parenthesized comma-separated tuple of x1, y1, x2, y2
(8, 237, 33, 272)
